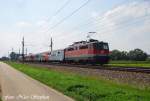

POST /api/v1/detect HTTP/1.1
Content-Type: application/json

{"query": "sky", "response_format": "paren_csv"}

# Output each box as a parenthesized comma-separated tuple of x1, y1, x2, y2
(0, 0, 150, 57)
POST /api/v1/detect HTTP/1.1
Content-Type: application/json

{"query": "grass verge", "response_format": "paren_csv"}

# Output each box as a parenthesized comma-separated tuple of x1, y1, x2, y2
(107, 61, 150, 68)
(6, 62, 150, 101)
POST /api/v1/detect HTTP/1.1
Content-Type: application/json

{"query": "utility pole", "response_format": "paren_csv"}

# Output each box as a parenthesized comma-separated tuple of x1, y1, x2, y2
(12, 48, 14, 53)
(8, 51, 9, 59)
(19, 48, 20, 55)
(22, 37, 25, 63)
(26, 48, 27, 55)
(50, 37, 53, 52)
(10, 48, 14, 61)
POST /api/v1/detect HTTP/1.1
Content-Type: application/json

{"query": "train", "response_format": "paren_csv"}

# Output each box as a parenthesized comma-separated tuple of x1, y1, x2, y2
(22, 39, 110, 65)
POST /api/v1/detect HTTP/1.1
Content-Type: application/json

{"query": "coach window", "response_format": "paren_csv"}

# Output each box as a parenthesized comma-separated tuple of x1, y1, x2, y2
(68, 48, 74, 51)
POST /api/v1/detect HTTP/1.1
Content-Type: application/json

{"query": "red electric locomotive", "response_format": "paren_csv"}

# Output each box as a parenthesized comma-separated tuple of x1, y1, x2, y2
(64, 39, 109, 64)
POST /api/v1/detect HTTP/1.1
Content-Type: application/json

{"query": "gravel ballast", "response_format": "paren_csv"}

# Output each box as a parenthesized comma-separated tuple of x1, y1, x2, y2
(30, 63, 150, 89)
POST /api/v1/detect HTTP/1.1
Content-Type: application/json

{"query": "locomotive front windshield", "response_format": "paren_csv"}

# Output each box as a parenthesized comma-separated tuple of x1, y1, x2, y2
(93, 43, 109, 50)
(103, 43, 109, 50)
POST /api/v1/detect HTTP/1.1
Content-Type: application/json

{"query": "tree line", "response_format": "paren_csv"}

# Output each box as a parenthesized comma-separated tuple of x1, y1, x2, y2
(1, 48, 149, 61)
(110, 48, 148, 61)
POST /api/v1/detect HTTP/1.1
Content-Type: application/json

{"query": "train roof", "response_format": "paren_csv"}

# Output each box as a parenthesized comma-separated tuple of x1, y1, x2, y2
(68, 39, 108, 47)
(26, 49, 64, 56)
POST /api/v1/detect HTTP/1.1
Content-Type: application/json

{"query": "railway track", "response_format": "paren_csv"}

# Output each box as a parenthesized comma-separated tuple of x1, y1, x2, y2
(27, 62, 150, 74)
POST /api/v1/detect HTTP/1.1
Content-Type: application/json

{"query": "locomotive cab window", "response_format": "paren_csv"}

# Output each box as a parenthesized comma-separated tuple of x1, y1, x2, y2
(103, 44, 109, 50)
(93, 43, 109, 50)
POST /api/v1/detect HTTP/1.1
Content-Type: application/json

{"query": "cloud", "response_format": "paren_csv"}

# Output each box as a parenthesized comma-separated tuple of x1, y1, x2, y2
(93, 0, 150, 53)
(96, 1, 149, 31)
(1, 0, 150, 57)
(16, 21, 32, 28)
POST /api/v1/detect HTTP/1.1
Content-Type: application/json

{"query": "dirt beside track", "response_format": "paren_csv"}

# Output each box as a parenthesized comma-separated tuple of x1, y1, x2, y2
(30, 63, 150, 89)
(0, 76, 2, 99)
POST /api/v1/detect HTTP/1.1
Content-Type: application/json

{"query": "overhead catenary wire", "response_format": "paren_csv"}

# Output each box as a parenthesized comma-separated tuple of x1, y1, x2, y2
(44, 0, 92, 33)
(42, 0, 130, 47)
(82, 15, 150, 39)
(75, 14, 150, 34)
(85, 1, 150, 34)
(57, 14, 150, 40)
(24, 0, 149, 54)
(89, 13, 150, 33)
(39, 0, 71, 29)
(53, 0, 71, 17)
(96, 15, 150, 35)
(38, 0, 148, 49)
(51, 0, 131, 38)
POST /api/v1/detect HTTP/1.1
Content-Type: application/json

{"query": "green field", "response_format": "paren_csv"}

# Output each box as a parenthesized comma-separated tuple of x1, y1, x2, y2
(6, 62, 150, 101)
(107, 60, 150, 68)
